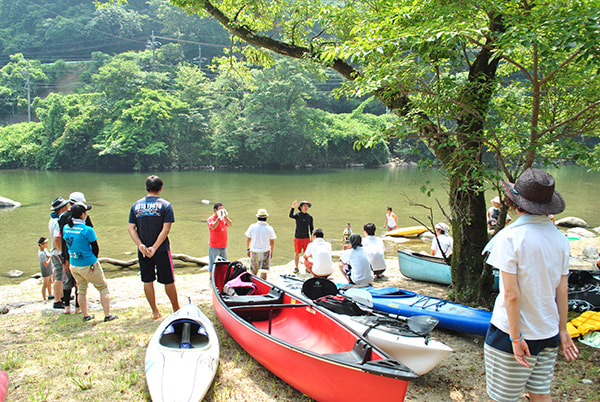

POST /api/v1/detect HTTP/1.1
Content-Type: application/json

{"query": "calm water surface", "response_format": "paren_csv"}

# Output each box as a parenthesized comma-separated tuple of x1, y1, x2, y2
(0, 166, 597, 285)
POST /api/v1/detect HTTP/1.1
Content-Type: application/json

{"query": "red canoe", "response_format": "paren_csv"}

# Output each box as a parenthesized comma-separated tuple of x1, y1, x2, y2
(211, 260, 417, 402)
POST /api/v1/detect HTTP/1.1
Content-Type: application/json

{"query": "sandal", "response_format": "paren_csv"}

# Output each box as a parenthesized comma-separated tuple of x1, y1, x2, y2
(83, 315, 95, 322)
(104, 315, 118, 322)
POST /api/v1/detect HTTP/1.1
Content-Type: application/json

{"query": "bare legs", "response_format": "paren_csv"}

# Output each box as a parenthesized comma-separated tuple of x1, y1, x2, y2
(144, 281, 179, 319)
(42, 276, 53, 300)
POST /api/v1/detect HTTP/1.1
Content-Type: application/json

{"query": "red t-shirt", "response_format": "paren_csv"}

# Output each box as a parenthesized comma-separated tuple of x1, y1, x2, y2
(207, 214, 228, 248)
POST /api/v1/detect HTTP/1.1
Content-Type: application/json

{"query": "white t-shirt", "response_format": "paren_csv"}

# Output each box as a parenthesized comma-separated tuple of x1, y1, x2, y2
(431, 234, 453, 258)
(340, 247, 374, 286)
(362, 235, 386, 271)
(486, 214, 570, 340)
(304, 238, 334, 276)
(245, 221, 277, 252)
(48, 216, 61, 255)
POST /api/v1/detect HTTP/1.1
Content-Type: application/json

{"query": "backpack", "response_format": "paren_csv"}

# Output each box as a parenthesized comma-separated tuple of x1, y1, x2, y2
(223, 261, 257, 296)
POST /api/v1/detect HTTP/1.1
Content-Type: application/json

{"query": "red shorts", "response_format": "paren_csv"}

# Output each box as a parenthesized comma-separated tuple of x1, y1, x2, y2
(294, 238, 311, 253)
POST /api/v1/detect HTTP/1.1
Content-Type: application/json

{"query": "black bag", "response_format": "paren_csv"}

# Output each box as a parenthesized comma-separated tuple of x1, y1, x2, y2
(302, 277, 338, 300)
(315, 295, 367, 316)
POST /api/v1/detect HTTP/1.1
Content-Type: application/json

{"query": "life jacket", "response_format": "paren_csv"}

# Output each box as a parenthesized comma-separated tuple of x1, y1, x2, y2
(222, 262, 257, 296)
(567, 311, 600, 338)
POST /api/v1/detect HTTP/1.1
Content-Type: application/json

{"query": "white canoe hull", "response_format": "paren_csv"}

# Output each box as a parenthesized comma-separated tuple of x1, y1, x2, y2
(335, 313, 452, 375)
(145, 302, 220, 402)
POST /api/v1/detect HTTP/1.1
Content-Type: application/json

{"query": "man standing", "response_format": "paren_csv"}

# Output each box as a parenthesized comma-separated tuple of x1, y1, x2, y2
(245, 209, 276, 280)
(207, 202, 232, 272)
(49, 196, 69, 310)
(289, 200, 313, 274)
(384, 207, 398, 231)
(128, 175, 179, 319)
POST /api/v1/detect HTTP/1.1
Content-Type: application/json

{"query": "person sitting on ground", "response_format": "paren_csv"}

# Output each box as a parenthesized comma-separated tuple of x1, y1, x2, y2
(487, 196, 511, 230)
(245, 209, 276, 280)
(62, 203, 117, 323)
(342, 223, 352, 242)
(362, 223, 386, 279)
(303, 228, 334, 278)
(338, 233, 374, 287)
(431, 222, 453, 259)
(37, 237, 53, 301)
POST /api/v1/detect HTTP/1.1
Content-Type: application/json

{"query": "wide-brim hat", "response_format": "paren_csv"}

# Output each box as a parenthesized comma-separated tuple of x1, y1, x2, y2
(501, 168, 565, 215)
(256, 208, 269, 218)
(298, 200, 312, 209)
(50, 196, 69, 211)
(490, 196, 500, 204)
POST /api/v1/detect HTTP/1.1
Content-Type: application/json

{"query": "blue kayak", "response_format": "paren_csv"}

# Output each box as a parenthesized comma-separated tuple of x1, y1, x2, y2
(359, 286, 492, 336)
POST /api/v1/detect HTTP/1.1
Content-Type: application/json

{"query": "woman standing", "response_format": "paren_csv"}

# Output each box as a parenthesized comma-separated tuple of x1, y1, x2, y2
(483, 169, 577, 402)
(62, 203, 117, 323)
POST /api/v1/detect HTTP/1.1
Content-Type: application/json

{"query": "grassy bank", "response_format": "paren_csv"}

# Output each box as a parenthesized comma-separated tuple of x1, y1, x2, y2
(1, 263, 599, 401)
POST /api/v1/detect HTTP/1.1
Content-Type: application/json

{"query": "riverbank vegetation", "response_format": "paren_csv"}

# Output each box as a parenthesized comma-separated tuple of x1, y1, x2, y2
(2, 0, 600, 304)
(177, 0, 600, 304)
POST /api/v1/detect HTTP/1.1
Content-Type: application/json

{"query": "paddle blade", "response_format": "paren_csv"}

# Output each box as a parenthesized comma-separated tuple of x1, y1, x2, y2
(344, 288, 374, 309)
(406, 315, 439, 336)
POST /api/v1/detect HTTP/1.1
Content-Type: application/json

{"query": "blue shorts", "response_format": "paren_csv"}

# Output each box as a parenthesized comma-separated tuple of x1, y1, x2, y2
(138, 250, 175, 284)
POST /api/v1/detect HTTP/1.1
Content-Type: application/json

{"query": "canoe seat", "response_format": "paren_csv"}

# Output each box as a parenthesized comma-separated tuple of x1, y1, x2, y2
(324, 339, 372, 365)
(159, 319, 210, 349)
(222, 287, 284, 307)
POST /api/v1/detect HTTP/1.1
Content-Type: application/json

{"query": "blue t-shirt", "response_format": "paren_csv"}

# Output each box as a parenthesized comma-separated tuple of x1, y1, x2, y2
(63, 220, 98, 267)
(129, 196, 175, 253)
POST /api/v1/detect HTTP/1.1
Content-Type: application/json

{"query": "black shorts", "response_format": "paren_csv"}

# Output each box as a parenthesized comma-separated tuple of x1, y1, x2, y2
(138, 250, 175, 284)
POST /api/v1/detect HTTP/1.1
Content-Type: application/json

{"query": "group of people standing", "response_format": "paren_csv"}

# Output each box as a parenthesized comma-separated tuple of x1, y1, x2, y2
(37, 168, 579, 401)
(206, 198, 389, 287)
(42, 192, 117, 322)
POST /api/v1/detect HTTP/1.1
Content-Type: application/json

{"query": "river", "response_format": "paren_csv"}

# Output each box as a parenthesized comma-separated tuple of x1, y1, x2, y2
(0, 166, 598, 285)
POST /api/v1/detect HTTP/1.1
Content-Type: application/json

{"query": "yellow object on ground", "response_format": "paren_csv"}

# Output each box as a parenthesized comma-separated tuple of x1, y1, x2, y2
(567, 311, 600, 338)
(385, 226, 428, 237)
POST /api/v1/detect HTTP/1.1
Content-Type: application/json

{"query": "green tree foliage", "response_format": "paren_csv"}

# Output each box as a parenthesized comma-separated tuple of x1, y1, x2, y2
(0, 54, 47, 115)
(170, 0, 600, 304)
(0, 50, 388, 170)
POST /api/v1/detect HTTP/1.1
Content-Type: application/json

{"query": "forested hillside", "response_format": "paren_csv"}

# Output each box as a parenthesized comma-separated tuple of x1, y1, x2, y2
(0, 0, 400, 170)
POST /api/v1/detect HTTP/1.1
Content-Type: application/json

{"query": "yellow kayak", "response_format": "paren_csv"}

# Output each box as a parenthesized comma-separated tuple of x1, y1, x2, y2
(384, 226, 428, 237)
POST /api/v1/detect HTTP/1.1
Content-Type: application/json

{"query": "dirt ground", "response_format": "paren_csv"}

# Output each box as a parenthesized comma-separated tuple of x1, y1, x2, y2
(1, 237, 599, 401)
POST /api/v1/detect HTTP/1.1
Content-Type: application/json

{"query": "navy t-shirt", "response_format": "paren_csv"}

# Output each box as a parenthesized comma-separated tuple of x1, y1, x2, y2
(129, 196, 175, 254)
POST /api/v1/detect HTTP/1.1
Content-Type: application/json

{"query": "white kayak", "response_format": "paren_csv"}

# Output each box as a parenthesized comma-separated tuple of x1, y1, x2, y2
(145, 301, 220, 402)
(278, 276, 452, 375)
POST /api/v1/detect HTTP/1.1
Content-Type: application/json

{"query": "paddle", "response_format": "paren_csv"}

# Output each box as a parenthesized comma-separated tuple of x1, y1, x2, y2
(343, 288, 439, 336)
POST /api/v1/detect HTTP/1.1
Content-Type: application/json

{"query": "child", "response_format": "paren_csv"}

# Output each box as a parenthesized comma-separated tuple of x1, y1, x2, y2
(342, 223, 352, 242)
(37, 237, 54, 301)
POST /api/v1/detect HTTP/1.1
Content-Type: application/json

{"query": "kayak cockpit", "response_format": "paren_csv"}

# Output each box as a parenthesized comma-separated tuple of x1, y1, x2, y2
(159, 319, 210, 349)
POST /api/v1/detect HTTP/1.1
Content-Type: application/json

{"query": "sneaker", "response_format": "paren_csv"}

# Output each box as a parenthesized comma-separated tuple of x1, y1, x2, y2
(53, 302, 65, 309)
(104, 315, 118, 322)
(83, 315, 95, 322)
(293, 267, 299, 274)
